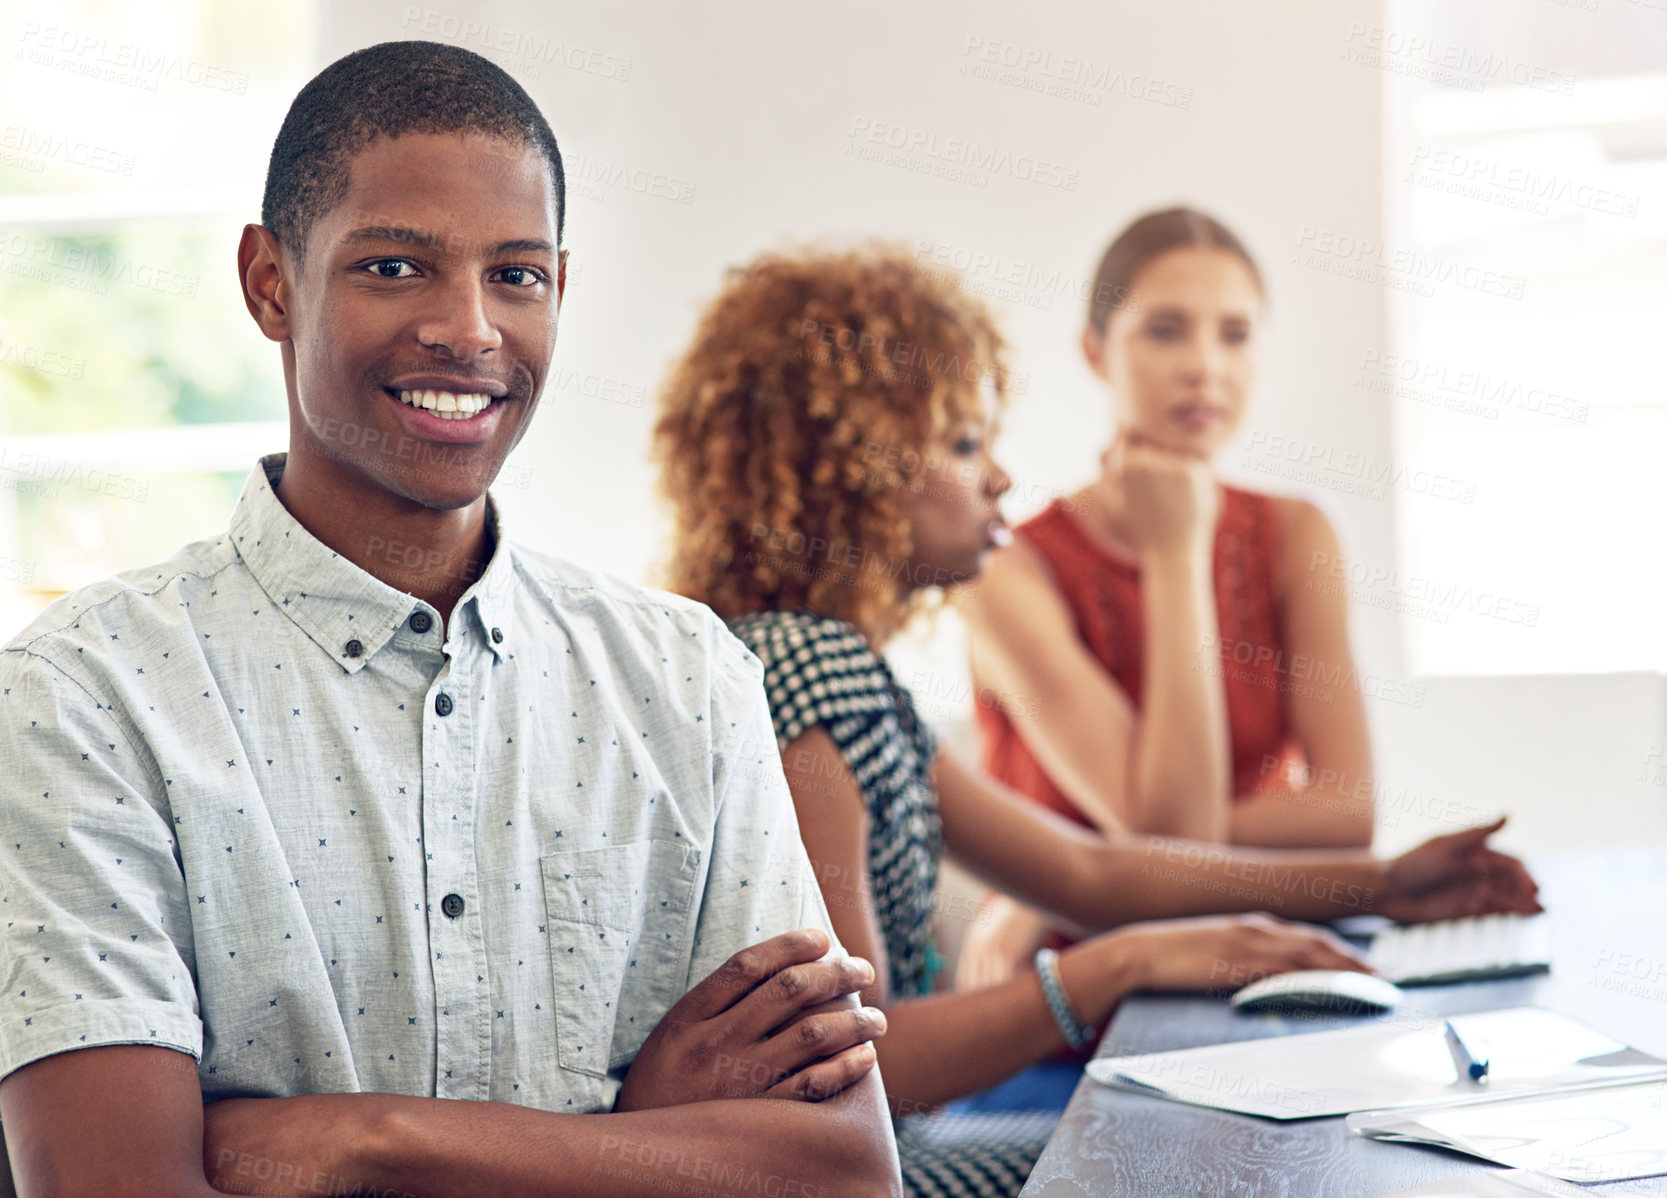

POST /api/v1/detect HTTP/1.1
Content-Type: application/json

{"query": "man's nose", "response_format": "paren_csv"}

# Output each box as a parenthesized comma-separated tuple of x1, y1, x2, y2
(416, 275, 502, 359)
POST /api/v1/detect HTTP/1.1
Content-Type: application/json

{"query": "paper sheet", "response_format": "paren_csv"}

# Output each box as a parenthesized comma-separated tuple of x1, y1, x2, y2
(1375, 1168, 1599, 1197)
(1375, 1168, 1595, 1197)
(1085, 1007, 1667, 1120)
(1358, 1078, 1667, 1185)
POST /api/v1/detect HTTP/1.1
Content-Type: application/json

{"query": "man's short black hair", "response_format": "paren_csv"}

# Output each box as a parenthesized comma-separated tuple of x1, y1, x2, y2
(261, 40, 565, 265)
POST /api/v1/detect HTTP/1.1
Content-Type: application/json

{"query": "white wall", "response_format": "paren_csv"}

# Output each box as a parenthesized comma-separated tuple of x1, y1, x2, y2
(321, 1, 1397, 651)
(314, 1, 1667, 859)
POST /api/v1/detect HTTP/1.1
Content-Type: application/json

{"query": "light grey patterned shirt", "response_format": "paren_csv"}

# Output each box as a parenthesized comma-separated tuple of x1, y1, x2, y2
(0, 452, 835, 1114)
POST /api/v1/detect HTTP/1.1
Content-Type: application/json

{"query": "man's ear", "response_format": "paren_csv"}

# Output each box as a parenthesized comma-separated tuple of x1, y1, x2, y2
(239, 224, 293, 343)
(556, 247, 568, 307)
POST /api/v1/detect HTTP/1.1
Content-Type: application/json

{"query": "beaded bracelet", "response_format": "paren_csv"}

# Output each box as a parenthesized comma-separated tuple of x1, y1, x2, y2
(1034, 947, 1094, 1049)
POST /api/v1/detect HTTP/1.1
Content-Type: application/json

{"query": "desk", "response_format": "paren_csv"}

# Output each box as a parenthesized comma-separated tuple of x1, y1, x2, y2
(1020, 848, 1667, 1197)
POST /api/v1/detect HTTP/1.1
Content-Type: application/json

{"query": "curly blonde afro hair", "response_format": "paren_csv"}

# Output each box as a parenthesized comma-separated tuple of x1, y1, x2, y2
(652, 243, 1011, 647)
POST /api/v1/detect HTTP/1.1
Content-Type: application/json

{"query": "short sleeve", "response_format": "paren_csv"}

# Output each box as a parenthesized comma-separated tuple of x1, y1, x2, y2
(734, 614, 895, 751)
(0, 649, 202, 1082)
(680, 622, 846, 994)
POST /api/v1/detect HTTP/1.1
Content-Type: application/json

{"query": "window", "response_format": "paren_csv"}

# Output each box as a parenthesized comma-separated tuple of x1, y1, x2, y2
(1384, 0, 1667, 673)
(0, 0, 320, 637)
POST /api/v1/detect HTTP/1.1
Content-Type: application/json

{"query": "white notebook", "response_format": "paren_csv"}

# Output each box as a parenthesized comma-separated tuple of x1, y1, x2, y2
(1085, 1007, 1667, 1121)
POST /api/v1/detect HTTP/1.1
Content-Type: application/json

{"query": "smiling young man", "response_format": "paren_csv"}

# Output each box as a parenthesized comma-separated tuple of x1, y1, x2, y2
(0, 41, 900, 1198)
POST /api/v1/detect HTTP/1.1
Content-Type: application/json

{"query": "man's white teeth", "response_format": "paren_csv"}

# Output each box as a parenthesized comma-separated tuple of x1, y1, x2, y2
(397, 389, 492, 420)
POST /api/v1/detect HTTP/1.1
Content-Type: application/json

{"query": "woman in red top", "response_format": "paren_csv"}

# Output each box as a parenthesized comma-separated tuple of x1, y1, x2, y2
(957, 207, 1378, 994)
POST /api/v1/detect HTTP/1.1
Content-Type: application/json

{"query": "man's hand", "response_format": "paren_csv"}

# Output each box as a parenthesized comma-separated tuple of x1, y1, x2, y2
(614, 928, 886, 1113)
(1379, 817, 1543, 923)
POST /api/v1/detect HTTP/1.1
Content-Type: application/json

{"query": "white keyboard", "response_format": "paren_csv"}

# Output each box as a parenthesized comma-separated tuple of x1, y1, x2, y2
(1368, 914, 1552, 986)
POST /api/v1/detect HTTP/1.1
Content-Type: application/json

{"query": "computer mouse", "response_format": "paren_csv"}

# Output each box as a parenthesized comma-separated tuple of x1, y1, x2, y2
(1229, 969, 1404, 1016)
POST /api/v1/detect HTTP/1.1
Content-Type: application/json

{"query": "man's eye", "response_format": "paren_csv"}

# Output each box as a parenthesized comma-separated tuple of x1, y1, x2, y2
(367, 259, 418, 279)
(1145, 323, 1183, 341)
(953, 436, 981, 455)
(494, 266, 544, 287)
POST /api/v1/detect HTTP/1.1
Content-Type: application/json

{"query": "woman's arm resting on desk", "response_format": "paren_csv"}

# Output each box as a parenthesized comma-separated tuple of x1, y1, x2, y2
(778, 729, 1365, 1113)
(873, 911, 1365, 1110)
(959, 536, 1231, 842)
(933, 750, 1541, 928)
(1228, 498, 1375, 849)
(780, 726, 1130, 1109)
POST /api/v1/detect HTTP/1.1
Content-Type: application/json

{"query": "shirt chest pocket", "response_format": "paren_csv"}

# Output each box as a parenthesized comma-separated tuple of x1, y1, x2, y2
(540, 838, 702, 1077)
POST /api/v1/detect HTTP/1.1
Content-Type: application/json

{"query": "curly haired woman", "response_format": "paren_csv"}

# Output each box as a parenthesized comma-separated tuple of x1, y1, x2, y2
(650, 243, 1539, 1198)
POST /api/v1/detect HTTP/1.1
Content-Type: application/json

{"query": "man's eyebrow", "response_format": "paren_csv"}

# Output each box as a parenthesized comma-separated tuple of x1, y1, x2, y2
(340, 226, 556, 256)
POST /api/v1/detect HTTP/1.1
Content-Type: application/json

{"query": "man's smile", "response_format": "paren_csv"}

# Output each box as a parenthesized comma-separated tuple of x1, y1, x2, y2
(392, 388, 497, 416)
(381, 383, 513, 440)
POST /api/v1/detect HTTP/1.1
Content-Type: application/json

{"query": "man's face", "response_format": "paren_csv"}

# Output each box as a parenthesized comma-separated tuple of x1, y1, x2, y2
(282, 131, 564, 510)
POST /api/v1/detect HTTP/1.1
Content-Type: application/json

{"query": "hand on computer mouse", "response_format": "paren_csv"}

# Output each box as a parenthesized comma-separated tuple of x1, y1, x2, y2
(1111, 912, 1371, 993)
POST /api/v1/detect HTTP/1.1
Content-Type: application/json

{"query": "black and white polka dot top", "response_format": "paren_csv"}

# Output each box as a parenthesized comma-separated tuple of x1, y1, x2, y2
(728, 609, 944, 999)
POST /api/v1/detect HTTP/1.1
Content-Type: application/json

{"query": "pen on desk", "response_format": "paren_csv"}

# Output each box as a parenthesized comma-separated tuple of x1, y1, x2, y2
(1443, 1019, 1490, 1082)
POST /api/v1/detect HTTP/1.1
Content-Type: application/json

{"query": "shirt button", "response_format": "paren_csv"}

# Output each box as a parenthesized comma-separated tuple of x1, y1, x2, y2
(435, 692, 454, 717)
(409, 611, 432, 633)
(344, 639, 363, 658)
(441, 893, 465, 919)
(491, 627, 504, 644)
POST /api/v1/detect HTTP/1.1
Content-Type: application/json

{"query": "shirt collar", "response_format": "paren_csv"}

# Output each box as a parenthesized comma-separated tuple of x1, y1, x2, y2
(228, 452, 517, 672)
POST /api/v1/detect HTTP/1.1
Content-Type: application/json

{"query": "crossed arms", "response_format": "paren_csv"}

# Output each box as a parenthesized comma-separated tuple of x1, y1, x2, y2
(0, 930, 900, 1198)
